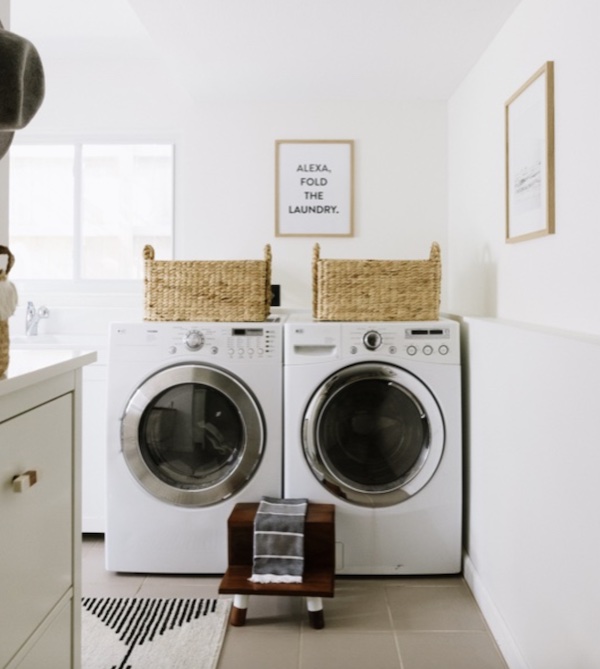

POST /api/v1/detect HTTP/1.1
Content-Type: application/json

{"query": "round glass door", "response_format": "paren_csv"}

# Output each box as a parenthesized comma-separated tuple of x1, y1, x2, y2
(121, 364, 264, 506)
(302, 362, 444, 507)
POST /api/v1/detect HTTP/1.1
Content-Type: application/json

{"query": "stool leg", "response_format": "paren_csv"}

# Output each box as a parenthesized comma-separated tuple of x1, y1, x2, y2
(230, 594, 249, 626)
(306, 596, 325, 629)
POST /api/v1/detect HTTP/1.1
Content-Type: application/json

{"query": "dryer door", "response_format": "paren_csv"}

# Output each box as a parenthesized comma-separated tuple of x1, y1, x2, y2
(121, 364, 264, 507)
(303, 362, 444, 507)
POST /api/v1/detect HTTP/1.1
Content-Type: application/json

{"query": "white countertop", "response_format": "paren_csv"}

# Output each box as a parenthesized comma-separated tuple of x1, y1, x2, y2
(0, 349, 98, 398)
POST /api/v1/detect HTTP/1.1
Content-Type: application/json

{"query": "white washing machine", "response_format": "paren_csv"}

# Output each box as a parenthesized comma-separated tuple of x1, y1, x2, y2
(284, 313, 462, 575)
(105, 318, 284, 574)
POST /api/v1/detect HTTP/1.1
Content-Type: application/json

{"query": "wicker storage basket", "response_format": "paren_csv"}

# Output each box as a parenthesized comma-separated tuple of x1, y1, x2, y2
(0, 246, 16, 376)
(143, 244, 272, 322)
(312, 242, 441, 322)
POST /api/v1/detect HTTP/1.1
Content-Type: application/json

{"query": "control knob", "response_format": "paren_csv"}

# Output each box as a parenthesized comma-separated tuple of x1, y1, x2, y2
(184, 330, 204, 351)
(363, 330, 382, 351)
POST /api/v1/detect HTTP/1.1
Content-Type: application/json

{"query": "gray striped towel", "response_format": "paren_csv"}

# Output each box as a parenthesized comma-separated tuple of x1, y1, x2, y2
(248, 496, 308, 584)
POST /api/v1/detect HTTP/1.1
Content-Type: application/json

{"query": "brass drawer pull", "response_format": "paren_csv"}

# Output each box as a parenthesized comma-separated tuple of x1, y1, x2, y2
(12, 470, 38, 493)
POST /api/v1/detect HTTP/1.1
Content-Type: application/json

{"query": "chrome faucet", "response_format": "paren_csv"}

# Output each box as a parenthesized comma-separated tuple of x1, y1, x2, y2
(25, 301, 50, 336)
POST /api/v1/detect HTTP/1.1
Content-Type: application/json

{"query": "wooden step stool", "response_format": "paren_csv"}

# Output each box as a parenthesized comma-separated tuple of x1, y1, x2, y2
(218, 502, 335, 629)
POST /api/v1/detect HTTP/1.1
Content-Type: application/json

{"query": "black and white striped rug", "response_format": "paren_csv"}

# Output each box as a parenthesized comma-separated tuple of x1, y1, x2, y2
(82, 596, 231, 669)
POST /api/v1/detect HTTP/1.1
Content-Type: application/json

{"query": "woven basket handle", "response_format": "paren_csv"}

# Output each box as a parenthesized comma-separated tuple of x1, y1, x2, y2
(143, 244, 155, 261)
(264, 244, 272, 311)
(429, 242, 441, 262)
(0, 245, 15, 278)
(312, 243, 321, 317)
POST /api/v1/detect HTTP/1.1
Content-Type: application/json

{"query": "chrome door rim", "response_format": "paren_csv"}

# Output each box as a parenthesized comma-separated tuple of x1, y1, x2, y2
(302, 362, 445, 507)
(121, 363, 264, 507)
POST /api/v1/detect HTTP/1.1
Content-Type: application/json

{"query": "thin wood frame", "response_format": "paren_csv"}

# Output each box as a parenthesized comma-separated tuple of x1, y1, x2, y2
(505, 61, 555, 243)
(275, 139, 354, 237)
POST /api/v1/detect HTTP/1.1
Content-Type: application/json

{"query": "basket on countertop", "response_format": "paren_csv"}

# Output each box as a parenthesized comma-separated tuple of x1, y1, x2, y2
(312, 242, 441, 321)
(143, 244, 272, 322)
(0, 246, 17, 376)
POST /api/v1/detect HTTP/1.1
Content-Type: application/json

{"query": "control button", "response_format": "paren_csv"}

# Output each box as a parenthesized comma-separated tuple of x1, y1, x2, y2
(238, 348, 245, 355)
(184, 330, 204, 351)
(423, 345, 433, 355)
(211, 346, 219, 355)
(389, 346, 397, 354)
(228, 348, 235, 356)
(258, 348, 264, 355)
(350, 345, 358, 354)
(439, 345, 449, 356)
(407, 345, 417, 356)
(168, 346, 177, 355)
(247, 348, 254, 355)
(363, 330, 382, 351)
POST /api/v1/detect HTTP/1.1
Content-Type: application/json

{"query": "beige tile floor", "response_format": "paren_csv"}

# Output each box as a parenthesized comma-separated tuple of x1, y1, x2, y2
(82, 535, 509, 669)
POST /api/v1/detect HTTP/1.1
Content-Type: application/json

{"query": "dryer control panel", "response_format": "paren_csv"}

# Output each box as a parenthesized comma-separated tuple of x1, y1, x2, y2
(343, 322, 460, 364)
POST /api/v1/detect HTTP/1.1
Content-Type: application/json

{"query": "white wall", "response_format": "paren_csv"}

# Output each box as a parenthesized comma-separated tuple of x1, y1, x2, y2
(448, 0, 600, 337)
(463, 318, 600, 669)
(0, 0, 9, 245)
(448, 2, 600, 668)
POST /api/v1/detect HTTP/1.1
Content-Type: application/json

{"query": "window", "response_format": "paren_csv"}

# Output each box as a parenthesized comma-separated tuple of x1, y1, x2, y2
(9, 142, 174, 283)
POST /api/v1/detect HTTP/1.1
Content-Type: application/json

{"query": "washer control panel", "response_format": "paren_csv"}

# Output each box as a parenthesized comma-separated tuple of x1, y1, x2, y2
(110, 323, 281, 362)
(343, 323, 459, 364)
(176, 323, 281, 361)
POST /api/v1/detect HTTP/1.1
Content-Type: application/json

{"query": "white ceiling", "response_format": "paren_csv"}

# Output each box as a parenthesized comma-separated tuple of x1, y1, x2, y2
(11, 0, 522, 101)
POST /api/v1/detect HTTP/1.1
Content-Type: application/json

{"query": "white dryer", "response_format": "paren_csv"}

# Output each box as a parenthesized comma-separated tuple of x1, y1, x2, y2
(105, 319, 284, 574)
(283, 314, 462, 575)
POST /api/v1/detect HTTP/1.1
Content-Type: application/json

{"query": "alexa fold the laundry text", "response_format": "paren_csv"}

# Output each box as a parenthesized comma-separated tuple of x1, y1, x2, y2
(288, 163, 338, 215)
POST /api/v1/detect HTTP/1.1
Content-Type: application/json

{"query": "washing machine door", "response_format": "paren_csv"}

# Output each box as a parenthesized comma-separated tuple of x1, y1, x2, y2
(302, 362, 444, 507)
(121, 364, 264, 507)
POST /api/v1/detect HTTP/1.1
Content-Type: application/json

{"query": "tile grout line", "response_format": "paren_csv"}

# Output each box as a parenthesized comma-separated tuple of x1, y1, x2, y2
(383, 584, 406, 669)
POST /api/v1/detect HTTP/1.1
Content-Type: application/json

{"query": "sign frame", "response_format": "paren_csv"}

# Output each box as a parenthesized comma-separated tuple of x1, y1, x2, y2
(275, 139, 354, 237)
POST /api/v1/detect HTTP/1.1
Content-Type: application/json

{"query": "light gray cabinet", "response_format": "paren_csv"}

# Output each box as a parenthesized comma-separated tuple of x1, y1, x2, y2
(0, 350, 95, 669)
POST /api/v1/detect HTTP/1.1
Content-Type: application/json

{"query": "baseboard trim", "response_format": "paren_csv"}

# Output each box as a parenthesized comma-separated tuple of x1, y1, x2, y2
(463, 553, 530, 669)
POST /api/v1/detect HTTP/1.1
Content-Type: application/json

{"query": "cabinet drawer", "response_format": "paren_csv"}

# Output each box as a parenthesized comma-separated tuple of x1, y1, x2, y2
(12, 599, 73, 669)
(0, 395, 73, 668)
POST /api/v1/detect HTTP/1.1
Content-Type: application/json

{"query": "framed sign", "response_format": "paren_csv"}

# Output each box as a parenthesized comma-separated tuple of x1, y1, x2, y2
(275, 139, 354, 237)
(505, 61, 555, 242)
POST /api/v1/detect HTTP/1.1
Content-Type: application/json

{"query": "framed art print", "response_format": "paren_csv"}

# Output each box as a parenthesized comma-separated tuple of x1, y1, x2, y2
(275, 139, 354, 237)
(505, 61, 555, 242)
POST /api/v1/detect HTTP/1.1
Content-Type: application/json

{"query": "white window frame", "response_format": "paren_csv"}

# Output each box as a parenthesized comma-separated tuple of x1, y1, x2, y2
(9, 136, 175, 295)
